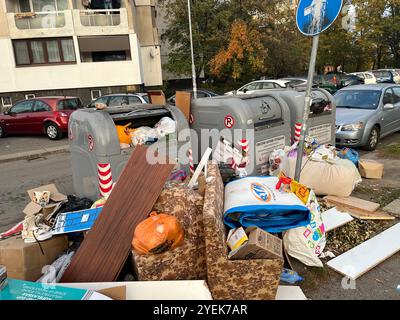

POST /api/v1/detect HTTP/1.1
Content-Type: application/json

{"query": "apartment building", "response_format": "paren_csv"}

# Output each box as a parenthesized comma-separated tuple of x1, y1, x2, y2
(0, 0, 162, 108)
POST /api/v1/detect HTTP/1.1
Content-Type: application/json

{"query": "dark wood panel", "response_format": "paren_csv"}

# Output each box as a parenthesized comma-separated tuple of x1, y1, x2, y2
(60, 145, 174, 282)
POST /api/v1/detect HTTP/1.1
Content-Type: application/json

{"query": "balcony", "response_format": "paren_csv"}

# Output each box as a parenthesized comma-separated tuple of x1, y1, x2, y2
(7, 11, 74, 39)
(72, 9, 129, 36)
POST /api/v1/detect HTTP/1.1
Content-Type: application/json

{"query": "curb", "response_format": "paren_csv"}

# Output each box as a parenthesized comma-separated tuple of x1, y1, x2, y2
(0, 145, 70, 163)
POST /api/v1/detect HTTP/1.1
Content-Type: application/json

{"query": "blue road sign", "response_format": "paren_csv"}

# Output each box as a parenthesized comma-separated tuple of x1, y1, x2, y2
(296, 0, 343, 36)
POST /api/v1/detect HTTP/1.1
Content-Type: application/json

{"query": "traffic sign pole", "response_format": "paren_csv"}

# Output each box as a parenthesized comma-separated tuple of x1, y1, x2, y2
(294, 35, 319, 181)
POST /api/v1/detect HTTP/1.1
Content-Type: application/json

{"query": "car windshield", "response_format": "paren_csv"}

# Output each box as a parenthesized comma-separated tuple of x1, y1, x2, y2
(334, 90, 381, 110)
(372, 71, 390, 78)
(142, 94, 150, 103)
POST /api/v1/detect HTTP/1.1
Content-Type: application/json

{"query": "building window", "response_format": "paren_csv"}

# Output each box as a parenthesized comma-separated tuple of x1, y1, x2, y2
(92, 51, 126, 62)
(78, 35, 131, 63)
(1, 96, 13, 108)
(25, 94, 36, 99)
(13, 37, 76, 66)
(18, 0, 68, 12)
(91, 89, 102, 100)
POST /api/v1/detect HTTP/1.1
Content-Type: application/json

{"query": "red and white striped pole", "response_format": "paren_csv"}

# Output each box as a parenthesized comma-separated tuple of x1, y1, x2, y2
(97, 163, 113, 199)
(294, 122, 302, 143)
(188, 148, 195, 175)
(238, 139, 249, 154)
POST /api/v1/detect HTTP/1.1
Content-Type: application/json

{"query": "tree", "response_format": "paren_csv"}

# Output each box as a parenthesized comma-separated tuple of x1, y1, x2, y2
(209, 20, 266, 81)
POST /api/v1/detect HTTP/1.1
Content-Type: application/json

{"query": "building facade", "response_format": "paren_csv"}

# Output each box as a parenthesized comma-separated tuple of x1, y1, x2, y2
(0, 0, 162, 108)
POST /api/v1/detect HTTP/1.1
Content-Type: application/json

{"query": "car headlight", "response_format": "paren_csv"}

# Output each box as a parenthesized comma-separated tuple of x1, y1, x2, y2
(341, 122, 364, 131)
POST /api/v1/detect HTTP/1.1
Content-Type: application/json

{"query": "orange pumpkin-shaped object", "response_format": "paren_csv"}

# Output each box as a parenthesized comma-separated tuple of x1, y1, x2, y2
(132, 212, 184, 255)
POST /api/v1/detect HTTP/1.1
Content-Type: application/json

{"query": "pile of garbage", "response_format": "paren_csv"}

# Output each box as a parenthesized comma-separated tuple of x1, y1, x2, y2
(116, 117, 176, 149)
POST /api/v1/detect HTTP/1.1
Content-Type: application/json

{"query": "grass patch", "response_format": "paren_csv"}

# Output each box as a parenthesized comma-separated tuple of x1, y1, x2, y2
(378, 143, 400, 158)
(354, 184, 400, 207)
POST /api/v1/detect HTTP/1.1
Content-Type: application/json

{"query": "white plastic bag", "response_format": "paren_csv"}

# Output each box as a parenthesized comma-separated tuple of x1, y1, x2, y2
(130, 127, 159, 146)
(283, 190, 326, 267)
(154, 117, 176, 137)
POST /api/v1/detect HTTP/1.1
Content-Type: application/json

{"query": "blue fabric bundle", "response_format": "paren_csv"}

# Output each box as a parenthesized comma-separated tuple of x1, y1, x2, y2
(223, 176, 311, 233)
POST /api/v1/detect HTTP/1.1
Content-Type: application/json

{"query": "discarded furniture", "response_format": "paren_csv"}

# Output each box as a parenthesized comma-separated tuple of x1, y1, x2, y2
(202, 163, 283, 300)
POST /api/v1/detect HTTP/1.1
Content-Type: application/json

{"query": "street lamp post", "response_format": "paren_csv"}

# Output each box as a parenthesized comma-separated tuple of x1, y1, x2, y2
(187, 0, 197, 99)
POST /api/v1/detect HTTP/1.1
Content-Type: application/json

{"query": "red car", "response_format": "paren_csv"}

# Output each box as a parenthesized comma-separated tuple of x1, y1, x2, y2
(0, 97, 83, 140)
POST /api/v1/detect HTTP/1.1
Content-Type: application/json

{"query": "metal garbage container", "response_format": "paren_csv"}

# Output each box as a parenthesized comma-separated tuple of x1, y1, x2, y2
(68, 104, 189, 200)
(271, 88, 336, 145)
(190, 93, 292, 175)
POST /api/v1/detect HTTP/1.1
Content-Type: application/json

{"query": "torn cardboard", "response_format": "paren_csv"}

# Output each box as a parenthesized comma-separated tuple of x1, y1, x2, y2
(228, 227, 283, 260)
(358, 159, 384, 179)
(0, 236, 68, 281)
(23, 184, 67, 216)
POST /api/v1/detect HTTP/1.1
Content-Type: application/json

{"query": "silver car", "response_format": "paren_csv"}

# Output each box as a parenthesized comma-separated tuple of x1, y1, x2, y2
(334, 84, 400, 150)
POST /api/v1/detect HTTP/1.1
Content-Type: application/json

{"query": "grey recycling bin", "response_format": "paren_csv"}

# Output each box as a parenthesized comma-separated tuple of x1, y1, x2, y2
(68, 104, 189, 200)
(190, 93, 292, 175)
(270, 88, 336, 145)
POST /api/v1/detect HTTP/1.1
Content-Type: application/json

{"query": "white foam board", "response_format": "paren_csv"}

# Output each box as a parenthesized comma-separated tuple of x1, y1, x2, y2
(322, 207, 354, 232)
(58, 280, 213, 300)
(275, 286, 307, 300)
(327, 223, 400, 280)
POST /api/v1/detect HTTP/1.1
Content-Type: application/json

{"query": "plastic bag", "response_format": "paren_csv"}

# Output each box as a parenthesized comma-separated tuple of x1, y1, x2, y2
(269, 149, 288, 176)
(154, 117, 176, 137)
(310, 145, 338, 163)
(130, 127, 159, 146)
(283, 190, 326, 267)
(338, 148, 359, 166)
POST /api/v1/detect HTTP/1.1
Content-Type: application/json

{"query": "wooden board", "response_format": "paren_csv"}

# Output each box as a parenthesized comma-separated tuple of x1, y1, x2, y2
(58, 281, 213, 300)
(60, 146, 174, 283)
(147, 90, 166, 105)
(322, 207, 354, 232)
(327, 223, 400, 280)
(331, 205, 394, 221)
(275, 286, 307, 300)
(324, 195, 380, 212)
(175, 91, 192, 121)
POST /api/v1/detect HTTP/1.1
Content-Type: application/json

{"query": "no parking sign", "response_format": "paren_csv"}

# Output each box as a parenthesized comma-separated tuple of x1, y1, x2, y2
(224, 115, 235, 128)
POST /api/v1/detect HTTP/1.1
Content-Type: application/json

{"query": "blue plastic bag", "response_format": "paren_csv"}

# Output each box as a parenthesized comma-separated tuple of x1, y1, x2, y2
(338, 148, 359, 166)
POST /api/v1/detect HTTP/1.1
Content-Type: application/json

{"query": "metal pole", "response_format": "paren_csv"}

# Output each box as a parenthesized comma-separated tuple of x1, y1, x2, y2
(294, 35, 319, 181)
(187, 0, 197, 99)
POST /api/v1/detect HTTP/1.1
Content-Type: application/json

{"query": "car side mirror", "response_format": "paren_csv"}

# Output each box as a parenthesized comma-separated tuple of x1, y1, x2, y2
(243, 88, 248, 93)
(384, 103, 394, 110)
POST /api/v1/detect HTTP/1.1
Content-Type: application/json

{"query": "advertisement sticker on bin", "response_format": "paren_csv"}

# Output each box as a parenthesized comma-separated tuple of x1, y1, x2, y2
(255, 135, 286, 165)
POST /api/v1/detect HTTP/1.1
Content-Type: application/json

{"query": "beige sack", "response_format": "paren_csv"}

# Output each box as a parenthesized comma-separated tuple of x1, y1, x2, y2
(283, 157, 361, 197)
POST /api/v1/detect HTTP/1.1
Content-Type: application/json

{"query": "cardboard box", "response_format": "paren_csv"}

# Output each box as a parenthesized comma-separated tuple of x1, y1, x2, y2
(23, 184, 67, 217)
(0, 236, 68, 281)
(358, 159, 384, 179)
(147, 90, 166, 105)
(228, 227, 283, 261)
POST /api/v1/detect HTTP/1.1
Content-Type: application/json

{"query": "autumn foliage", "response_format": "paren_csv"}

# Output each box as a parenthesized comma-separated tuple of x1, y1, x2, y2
(210, 20, 267, 80)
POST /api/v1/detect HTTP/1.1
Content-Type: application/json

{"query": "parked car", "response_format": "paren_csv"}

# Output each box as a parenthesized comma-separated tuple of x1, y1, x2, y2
(369, 70, 396, 84)
(0, 97, 83, 140)
(349, 72, 377, 84)
(88, 93, 149, 108)
(316, 73, 363, 94)
(224, 80, 289, 95)
(167, 89, 219, 105)
(279, 77, 319, 89)
(376, 69, 400, 84)
(340, 74, 365, 87)
(334, 84, 400, 150)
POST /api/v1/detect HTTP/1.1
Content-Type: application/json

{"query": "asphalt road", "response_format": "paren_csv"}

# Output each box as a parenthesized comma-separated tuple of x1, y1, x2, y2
(0, 153, 73, 233)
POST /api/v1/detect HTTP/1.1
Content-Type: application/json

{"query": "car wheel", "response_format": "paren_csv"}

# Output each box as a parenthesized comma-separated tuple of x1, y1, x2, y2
(45, 123, 62, 140)
(0, 125, 5, 138)
(364, 126, 380, 151)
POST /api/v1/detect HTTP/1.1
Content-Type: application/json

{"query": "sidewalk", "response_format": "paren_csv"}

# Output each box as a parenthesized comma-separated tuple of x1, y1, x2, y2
(0, 136, 69, 163)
